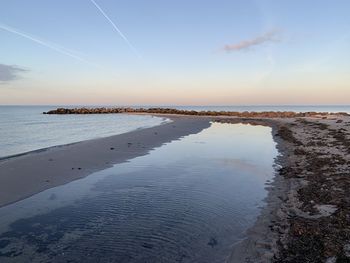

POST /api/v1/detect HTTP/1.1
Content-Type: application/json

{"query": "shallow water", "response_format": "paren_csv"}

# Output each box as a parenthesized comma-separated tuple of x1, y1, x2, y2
(0, 106, 168, 158)
(0, 123, 278, 262)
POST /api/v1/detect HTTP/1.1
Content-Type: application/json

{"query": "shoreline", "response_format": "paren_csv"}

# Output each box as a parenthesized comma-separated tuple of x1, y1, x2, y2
(223, 118, 292, 262)
(1, 113, 349, 261)
(222, 115, 350, 262)
(0, 116, 211, 208)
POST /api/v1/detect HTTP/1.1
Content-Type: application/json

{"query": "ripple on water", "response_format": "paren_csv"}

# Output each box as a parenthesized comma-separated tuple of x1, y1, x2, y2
(0, 123, 278, 262)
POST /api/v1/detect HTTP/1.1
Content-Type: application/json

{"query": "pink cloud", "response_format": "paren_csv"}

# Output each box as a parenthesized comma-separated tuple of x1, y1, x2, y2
(223, 29, 281, 52)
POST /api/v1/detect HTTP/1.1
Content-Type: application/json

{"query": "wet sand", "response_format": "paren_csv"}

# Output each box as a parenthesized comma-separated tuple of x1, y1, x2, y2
(0, 121, 276, 263)
(0, 116, 210, 208)
(1, 113, 349, 262)
(224, 115, 350, 262)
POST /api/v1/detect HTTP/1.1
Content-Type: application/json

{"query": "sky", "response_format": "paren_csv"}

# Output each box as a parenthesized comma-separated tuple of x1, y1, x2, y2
(0, 0, 349, 106)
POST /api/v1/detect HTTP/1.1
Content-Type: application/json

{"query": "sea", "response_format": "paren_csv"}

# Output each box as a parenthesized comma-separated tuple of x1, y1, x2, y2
(0, 105, 349, 158)
(0, 106, 169, 159)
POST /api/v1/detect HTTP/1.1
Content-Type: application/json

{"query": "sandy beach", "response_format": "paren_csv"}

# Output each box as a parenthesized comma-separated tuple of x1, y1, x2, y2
(0, 116, 210, 208)
(1, 113, 349, 262)
(2, 1, 349, 260)
(224, 115, 350, 262)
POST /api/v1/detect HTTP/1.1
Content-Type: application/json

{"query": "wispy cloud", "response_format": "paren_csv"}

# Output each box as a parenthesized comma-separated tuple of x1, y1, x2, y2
(0, 23, 98, 67)
(0, 64, 28, 83)
(223, 29, 281, 52)
(89, 0, 140, 58)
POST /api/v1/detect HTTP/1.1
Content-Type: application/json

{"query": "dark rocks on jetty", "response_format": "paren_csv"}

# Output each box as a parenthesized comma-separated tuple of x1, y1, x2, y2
(43, 107, 349, 118)
(44, 107, 131, 115)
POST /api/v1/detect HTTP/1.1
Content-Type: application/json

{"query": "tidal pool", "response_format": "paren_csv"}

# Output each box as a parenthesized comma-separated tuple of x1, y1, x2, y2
(0, 123, 278, 262)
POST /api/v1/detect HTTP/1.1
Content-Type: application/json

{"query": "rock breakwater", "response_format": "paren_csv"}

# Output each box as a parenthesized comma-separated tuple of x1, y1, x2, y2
(44, 107, 349, 118)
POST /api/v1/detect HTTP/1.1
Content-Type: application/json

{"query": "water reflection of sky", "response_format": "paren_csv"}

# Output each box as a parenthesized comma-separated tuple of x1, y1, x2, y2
(0, 106, 169, 158)
(0, 122, 278, 263)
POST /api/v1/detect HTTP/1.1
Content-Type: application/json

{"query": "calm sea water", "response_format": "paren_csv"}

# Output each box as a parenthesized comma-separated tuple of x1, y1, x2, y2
(0, 106, 168, 158)
(0, 123, 278, 262)
(2, 105, 347, 159)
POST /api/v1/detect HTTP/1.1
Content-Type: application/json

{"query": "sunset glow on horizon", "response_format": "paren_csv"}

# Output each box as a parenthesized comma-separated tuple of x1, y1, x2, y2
(1, 0, 349, 105)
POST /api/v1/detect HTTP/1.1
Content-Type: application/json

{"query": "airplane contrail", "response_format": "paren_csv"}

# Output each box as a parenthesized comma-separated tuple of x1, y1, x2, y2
(89, 0, 140, 58)
(0, 23, 98, 67)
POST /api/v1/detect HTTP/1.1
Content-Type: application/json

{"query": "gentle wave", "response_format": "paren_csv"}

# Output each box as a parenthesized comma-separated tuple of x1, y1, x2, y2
(0, 106, 169, 158)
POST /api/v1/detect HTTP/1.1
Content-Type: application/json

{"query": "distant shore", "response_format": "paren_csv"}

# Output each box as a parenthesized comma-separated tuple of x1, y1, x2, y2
(1, 112, 349, 262)
(44, 107, 350, 118)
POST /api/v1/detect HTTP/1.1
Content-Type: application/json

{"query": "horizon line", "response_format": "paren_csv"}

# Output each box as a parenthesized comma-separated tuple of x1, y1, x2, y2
(1, 104, 350, 107)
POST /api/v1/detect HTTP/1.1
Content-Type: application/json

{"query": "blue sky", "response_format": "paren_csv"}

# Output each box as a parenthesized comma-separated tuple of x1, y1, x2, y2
(0, 0, 349, 105)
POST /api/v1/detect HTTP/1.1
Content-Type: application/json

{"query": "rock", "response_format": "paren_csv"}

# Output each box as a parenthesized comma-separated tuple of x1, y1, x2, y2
(43, 108, 350, 118)
(343, 244, 350, 257)
(207, 237, 218, 247)
(326, 256, 337, 263)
